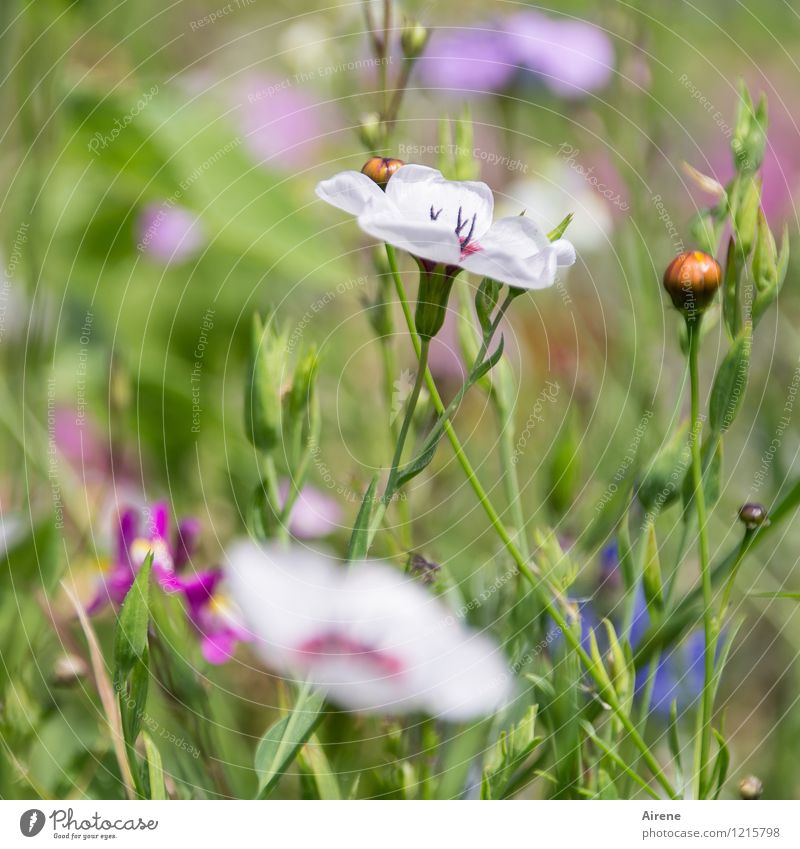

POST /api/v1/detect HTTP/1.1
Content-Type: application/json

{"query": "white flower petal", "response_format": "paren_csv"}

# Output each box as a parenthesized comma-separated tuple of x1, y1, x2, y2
(358, 204, 463, 265)
(387, 164, 495, 240)
(225, 540, 513, 718)
(460, 242, 558, 290)
(481, 215, 551, 253)
(552, 237, 577, 267)
(315, 170, 387, 216)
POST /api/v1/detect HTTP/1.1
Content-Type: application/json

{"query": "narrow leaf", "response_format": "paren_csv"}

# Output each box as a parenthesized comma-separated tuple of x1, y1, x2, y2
(255, 683, 326, 797)
(143, 733, 167, 800)
(346, 476, 379, 561)
(709, 324, 752, 434)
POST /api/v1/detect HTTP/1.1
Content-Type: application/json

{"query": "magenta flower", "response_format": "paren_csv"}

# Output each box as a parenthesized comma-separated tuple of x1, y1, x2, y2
(137, 203, 204, 265)
(87, 502, 190, 614)
(180, 569, 251, 664)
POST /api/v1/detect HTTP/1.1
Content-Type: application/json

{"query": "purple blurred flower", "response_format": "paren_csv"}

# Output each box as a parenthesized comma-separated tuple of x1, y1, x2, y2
(279, 480, 342, 539)
(417, 26, 516, 94)
(137, 204, 204, 265)
(630, 586, 708, 717)
(181, 569, 251, 664)
(237, 75, 329, 170)
(88, 501, 249, 664)
(507, 12, 614, 97)
(417, 15, 614, 98)
(87, 502, 190, 614)
(54, 407, 109, 481)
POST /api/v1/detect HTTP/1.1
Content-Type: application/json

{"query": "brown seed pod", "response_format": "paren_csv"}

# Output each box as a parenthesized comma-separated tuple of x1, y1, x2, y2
(361, 157, 405, 189)
(738, 502, 769, 530)
(662, 250, 722, 316)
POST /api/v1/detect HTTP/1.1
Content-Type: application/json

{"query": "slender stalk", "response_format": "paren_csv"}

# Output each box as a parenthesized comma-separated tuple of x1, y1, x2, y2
(386, 337, 431, 495)
(686, 318, 715, 798)
(494, 402, 530, 560)
(718, 531, 753, 618)
(386, 244, 678, 799)
(260, 454, 288, 543)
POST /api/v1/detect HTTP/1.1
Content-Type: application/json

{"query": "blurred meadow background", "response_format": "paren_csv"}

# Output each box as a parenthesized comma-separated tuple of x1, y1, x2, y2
(3, 0, 800, 800)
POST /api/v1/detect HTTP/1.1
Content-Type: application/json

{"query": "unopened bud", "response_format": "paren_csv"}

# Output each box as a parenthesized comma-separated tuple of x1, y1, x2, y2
(662, 250, 722, 318)
(738, 502, 769, 530)
(738, 775, 763, 799)
(401, 21, 429, 59)
(358, 113, 384, 152)
(361, 156, 405, 189)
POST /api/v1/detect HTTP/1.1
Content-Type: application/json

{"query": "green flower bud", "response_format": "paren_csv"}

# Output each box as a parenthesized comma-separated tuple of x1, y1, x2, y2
(244, 313, 287, 453)
(731, 175, 762, 257)
(283, 347, 319, 468)
(637, 421, 691, 515)
(689, 209, 723, 257)
(358, 113, 384, 152)
(400, 20, 429, 59)
(732, 82, 767, 173)
(642, 523, 664, 613)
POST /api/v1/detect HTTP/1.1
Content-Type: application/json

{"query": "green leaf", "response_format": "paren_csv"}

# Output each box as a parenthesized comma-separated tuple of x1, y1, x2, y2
(113, 554, 152, 677)
(255, 683, 326, 798)
(709, 324, 752, 433)
(617, 508, 636, 592)
(681, 438, 723, 510)
(667, 700, 684, 791)
(346, 476, 379, 561)
(637, 422, 690, 514)
(475, 277, 501, 339)
(300, 735, 341, 800)
(749, 591, 800, 600)
(481, 707, 543, 800)
(711, 727, 730, 800)
(142, 733, 167, 800)
(722, 236, 742, 338)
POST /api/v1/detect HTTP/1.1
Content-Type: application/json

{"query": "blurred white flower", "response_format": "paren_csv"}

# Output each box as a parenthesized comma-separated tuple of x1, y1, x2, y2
(226, 540, 513, 719)
(316, 164, 575, 289)
(502, 159, 616, 254)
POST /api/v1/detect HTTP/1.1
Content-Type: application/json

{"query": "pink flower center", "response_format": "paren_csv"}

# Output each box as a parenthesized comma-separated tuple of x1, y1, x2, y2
(296, 632, 405, 676)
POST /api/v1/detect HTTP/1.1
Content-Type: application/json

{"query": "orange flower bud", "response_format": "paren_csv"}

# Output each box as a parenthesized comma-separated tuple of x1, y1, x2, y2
(662, 250, 722, 317)
(361, 156, 405, 189)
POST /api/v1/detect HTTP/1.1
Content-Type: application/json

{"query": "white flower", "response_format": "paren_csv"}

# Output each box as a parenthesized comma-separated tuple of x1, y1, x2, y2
(315, 164, 576, 290)
(225, 540, 514, 719)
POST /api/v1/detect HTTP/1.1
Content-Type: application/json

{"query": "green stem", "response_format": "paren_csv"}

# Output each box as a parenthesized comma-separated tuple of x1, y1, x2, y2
(261, 454, 288, 544)
(386, 337, 431, 496)
(718, 531, 753, 618)
(386, 244, 678, 799)
(494, 401, 530, 560)
(687, 318, 715, 798)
